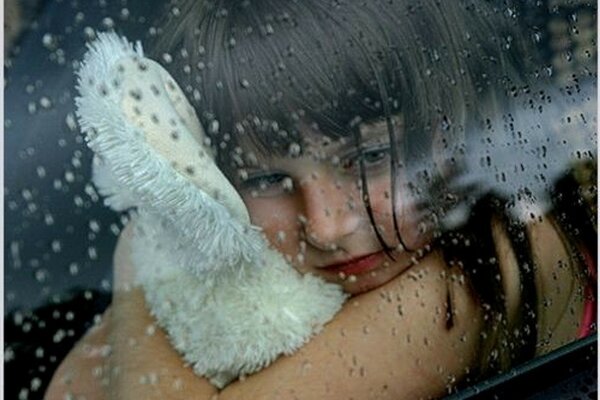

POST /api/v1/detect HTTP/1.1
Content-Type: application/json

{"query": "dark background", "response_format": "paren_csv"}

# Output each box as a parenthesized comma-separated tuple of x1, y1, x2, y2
(4, 0, 596, 398)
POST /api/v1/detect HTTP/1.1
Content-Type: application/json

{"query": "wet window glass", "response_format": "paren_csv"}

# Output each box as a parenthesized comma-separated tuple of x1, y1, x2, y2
(5, 1, 597, 399)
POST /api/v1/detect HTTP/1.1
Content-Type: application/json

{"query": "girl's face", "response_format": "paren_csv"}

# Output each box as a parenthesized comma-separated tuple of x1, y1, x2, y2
(234, 117, 433, 295)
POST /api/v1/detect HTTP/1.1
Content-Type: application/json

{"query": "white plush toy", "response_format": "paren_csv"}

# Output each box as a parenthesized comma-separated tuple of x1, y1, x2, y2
(76, 32, 347, 388)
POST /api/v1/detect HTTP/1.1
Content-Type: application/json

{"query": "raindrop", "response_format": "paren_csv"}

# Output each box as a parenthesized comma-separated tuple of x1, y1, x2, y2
(101, 279, 111, 290)
(84, 27, 96, 40)
(44, 213, 55, 225)
(276, 230, 286, 243)
(21, 189, 33, 201)
(51, 240, 62, 253)
(281, 177, 294, 192)
(75, 12, 85, 24)
(146, 324, 157, 336)
(162, 53, 173, 64)
(89, 219, 101, 233)
(101, 17, 115, 29)
(35, 347, 44, 358)
(5, 347, 15, 362)
(34, 269, 48, 283)
(36, 166, 46, 178)
(208, 120, 220, 135)
(565, 51, 573, 62)
(39, 96, 52, 109)
(10, 241, 21, 269)
(88, 246, 98, 260)
(65, 170, 75, 183)
(71, 156, 82, 169)
(65, 113, 77, 131)
(69, 262, 79, 276)
(74, 195, 84, 207)
(42, 33, 56, 49)
(288, 142, 301, 157)
(53, 329, 66, 343)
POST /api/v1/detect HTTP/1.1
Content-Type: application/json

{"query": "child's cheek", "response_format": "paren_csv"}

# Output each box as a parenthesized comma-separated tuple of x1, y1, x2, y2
(243, 196, 302, 262)
(367, 180, 433, 252)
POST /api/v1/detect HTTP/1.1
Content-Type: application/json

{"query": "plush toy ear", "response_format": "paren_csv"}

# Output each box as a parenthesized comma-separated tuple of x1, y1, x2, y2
(76, 33, 264, 276)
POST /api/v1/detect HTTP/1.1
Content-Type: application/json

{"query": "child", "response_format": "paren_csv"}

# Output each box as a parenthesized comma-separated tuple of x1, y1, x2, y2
(46, 1, 596, 399)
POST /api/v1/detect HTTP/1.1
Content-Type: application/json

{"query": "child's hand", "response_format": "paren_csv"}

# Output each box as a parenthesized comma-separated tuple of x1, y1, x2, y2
(107, 224, 219, 399)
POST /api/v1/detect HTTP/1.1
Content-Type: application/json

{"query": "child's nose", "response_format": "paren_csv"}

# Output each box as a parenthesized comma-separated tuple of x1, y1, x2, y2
(299, 172, 361, 249)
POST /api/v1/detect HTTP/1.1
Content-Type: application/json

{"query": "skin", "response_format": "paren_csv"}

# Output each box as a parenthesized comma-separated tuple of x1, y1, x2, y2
(236, 118, 432, 295)
(45, 120, 587, 400)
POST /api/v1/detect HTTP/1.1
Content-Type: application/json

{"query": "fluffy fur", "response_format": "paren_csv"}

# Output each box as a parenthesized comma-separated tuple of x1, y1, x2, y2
(76, 32, 346, 388)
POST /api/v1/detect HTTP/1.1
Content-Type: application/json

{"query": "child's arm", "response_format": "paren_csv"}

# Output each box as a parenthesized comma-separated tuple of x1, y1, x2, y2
(45, 224, 219, 400)
(102, 224, 483, 400)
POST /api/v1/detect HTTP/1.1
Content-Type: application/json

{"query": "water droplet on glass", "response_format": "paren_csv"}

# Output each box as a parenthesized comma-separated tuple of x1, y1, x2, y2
(208, 120, 220, 135)
(53, 329, 66, 343)
(102, 17, 115, 29)
(162, 53, 173, 64)
(35, 166, 46, 178)
(65, 113, 77, 131)
(51, 240, 62, 253)
(39, 97, 52, 109)
(288, 142, 301, 157)
(120, 8, 130, 19)
(35, 269, 48, 283)
(64, 170, 75, 183)
(88, 246, 98, 260)
(69, 262, 79, 276)
(84, 26, 96, 40)
(42, 33, 56, 49)
(89, 219, 101, 233)
(21, 188, 33, 201)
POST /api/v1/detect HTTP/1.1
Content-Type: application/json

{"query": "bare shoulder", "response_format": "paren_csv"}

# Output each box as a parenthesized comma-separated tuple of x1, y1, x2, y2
(528, 215, 586, 353)
(221, 253, 483, 400)
(45, 224, 134, 399)
(492, 214, 586, 355)
(44, 310, 111, 400)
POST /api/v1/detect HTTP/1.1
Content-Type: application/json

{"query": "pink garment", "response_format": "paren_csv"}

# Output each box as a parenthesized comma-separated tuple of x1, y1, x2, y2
(577, 245, 596, 339)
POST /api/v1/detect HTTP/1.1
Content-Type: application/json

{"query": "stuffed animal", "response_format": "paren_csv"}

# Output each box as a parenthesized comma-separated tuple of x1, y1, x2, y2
(75, 32, 347, 388)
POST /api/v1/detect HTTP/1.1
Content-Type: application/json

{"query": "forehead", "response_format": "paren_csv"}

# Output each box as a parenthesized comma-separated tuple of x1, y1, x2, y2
(233, 115, 403, 166)
(247, 115, 403, 165)
(302, 115, 403, 152)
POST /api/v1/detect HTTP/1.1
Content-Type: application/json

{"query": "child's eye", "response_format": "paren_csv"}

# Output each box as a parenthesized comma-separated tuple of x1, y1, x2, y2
(239, 172, 294, 197)
(342, 146, 391, 172)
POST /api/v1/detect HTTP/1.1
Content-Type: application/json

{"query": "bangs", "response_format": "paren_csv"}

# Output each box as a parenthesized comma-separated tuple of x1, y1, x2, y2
(194, 0, 392, 157)
(156, 0, 533, 164)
